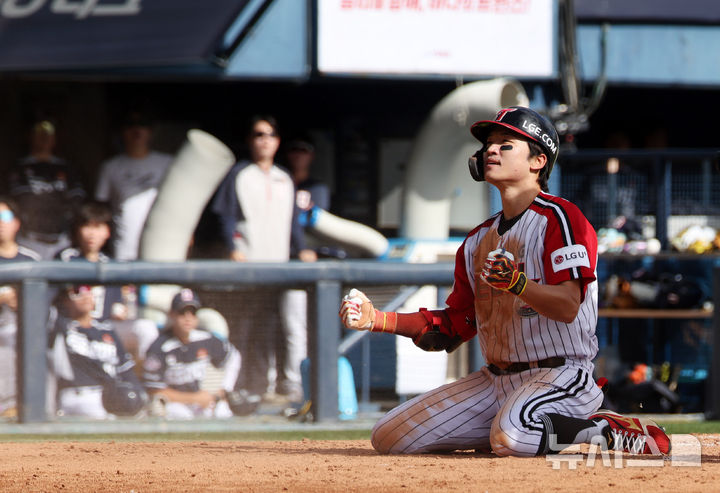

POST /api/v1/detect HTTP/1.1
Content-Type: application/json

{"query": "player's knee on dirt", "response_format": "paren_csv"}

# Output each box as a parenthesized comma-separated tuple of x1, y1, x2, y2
(490, 426, 526, 457)
(370, 415, 420, 454)
(370, 419, 396, 454)
(372, 419, 449, 455)
(490, 417, 538, 457)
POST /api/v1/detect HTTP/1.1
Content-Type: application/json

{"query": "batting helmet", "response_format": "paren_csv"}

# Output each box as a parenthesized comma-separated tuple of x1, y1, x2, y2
(468, 106, 559, 182)
(226, 389, 262, 416)
(102, 380, 148, 417)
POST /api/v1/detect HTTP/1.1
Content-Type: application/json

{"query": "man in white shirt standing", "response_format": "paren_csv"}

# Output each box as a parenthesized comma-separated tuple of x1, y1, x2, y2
(211, 115, 315, 405)
(95, 111, 173, 260)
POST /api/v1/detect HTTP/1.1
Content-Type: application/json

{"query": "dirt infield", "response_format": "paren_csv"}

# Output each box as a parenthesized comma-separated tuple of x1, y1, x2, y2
(0, 435, 718, 492)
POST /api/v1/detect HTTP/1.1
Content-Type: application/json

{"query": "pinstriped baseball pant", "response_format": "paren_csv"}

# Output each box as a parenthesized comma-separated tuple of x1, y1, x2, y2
(371, 361, 603, 457)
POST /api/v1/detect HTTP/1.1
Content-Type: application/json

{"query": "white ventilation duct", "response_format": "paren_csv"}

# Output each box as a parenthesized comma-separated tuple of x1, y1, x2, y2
(401, 78, 529, 240)
(306, 208, 389, 258)
(140, 129, 236, 261)
(138, 130, 236, 327)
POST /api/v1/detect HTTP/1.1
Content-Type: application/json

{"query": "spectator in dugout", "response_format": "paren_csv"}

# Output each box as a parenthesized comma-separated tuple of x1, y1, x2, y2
(94, 109, 173, 261)
(49, 284, 147, 419)
(7, 118, 86, 260)
(210, 115, 316, 406)
(56, 200, 159, 366)
(142, 288, 242, 420)
(0, 196, 40, 418)
(0, 196, 41, 346)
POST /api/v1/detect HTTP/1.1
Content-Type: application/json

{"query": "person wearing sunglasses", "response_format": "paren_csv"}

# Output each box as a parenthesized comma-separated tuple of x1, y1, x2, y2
(0, 196, 41, 418)
(209, 115, 315, 406)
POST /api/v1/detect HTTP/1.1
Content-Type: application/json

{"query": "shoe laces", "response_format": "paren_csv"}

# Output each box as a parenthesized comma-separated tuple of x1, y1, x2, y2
(611, 428, 647, 454)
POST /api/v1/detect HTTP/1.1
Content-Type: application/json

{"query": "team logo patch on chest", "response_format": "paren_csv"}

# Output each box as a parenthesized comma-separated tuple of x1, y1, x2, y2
(516, 302, 538, 318)
(515, 277, 540, 318)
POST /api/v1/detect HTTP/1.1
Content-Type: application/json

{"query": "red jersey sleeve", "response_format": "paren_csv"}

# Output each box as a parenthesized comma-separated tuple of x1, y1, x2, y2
(538, 195, 597, 299)
(444, 231, 480, 341)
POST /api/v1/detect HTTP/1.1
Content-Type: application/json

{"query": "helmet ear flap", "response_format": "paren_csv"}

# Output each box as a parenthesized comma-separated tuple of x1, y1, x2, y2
(468, 149, 485, 182)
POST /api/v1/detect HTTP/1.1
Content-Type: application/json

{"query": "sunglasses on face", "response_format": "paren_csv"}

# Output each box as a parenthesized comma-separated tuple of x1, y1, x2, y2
(0, 210, 14, 223)
(252, 131, 278, 139)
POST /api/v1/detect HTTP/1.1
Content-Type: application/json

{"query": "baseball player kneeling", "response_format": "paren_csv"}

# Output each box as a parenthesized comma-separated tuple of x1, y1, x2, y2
(340, 107, 670, 457)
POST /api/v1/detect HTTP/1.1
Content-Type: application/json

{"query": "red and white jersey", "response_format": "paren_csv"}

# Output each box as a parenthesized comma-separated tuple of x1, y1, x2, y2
(446, 192, 598, 366)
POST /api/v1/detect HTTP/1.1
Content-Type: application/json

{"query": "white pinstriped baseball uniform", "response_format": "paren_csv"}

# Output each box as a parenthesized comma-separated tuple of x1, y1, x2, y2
(372, 192, 603, 456)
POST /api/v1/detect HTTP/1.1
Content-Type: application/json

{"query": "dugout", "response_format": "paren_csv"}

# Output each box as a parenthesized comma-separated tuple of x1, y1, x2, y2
(0, 0, 719, 419)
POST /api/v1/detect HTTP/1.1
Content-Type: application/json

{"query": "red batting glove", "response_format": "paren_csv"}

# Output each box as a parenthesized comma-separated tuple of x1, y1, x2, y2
(481, 249, 528, 296)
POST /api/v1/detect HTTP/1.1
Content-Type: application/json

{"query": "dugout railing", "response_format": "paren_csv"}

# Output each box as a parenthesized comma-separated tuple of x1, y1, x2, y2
(2, 260, 455, 424)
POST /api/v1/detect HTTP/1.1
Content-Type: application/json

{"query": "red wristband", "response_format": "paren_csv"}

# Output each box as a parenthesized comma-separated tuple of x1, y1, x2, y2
(372, 310, 397, 333)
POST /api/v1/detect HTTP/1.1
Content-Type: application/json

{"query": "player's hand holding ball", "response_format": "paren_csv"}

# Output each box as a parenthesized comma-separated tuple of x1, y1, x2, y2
(481, 249, 528, 296)
(339, 288, 376, 330)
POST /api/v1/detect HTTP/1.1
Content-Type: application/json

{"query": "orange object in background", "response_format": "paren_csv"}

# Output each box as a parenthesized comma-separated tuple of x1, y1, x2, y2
(629, 363, 649, 384)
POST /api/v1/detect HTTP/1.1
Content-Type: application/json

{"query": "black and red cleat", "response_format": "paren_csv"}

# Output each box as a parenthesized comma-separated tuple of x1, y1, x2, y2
(590, 410, 671, 455)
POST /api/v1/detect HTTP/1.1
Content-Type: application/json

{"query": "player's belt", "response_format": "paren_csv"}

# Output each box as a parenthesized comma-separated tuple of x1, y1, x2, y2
(487, 357, 566, 376)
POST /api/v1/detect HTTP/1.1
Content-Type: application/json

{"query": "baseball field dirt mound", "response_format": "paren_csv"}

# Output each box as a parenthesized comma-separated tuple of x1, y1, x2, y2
(0, 436, 717, 492)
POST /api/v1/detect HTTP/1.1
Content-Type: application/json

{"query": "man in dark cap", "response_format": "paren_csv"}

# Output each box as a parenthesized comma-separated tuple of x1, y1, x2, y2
(142, 288, 241, 419)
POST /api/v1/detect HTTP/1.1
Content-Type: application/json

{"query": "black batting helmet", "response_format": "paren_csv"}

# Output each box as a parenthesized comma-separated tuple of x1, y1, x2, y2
(102, 380, 148, 417)
(469, 106, 559, 182)
(226, 389, 262, 416)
